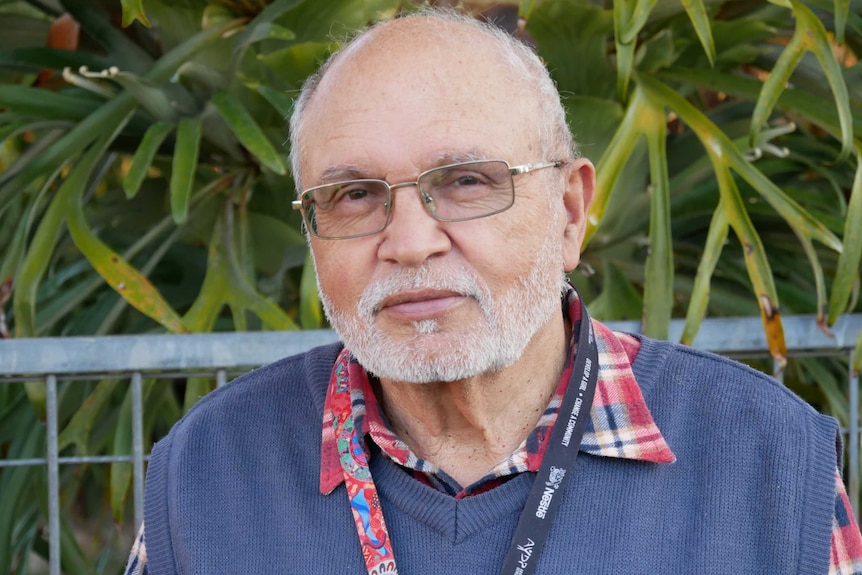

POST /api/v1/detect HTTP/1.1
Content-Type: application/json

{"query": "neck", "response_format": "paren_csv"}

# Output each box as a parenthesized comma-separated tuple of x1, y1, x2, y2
(376, 314, 571, 487)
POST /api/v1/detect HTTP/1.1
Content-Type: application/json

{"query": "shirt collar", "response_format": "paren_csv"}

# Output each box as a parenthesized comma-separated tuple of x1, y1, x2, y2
(320, 290, 675, 495)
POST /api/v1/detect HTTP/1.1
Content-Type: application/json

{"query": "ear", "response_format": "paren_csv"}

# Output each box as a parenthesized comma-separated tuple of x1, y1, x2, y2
(560, 158, 596, 272)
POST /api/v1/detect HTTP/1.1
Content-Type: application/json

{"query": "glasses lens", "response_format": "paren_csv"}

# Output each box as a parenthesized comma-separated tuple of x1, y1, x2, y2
(303, 180, 390, 239)
(418, 160, 514, 221)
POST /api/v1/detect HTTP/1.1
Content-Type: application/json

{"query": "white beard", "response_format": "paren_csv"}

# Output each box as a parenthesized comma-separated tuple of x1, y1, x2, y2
(318, 230, 566, 384)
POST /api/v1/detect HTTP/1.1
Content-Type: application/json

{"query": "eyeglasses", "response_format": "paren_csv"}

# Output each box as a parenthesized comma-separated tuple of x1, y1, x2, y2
(292, 159, 564, 239)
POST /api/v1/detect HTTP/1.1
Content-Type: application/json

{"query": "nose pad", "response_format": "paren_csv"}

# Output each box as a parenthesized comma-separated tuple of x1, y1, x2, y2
(421, 191, 436, 214)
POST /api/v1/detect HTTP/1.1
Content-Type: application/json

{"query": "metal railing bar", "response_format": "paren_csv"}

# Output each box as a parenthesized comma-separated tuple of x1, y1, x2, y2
(216, 369, 227, 388)
(131, 371, 145, 530)
(0, 329, 340, 376)
(773, 358, 784, 383)
(2, 352, 849, 383)
(46, 375, 60, 575)
(0, 369, 250, 384)
(2, 316, 859, 377)
(724, 349, 855, 361)
(850, 349, 859, 519)
(0, 454, 151, 467)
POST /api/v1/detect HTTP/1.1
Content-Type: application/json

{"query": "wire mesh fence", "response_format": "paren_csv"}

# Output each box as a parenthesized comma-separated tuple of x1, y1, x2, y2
(1, 317, 859, 575)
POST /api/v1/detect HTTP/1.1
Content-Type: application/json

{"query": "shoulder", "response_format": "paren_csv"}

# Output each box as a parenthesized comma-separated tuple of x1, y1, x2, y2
(633, 335, 828, 415)
(630, 334, 839, 464)
(152, 341, 343, 456)
(188, 341, 340, 417)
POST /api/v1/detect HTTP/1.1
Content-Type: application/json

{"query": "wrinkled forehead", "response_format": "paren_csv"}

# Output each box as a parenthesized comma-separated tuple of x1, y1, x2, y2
(296, 18, 544, 179)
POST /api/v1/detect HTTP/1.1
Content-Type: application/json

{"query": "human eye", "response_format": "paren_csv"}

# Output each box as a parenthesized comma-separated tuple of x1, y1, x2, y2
(314, 182, 383, 211)
(436, 167, 491, 189)
(429, 164, 505, 204)
(345, 188, 369, 201)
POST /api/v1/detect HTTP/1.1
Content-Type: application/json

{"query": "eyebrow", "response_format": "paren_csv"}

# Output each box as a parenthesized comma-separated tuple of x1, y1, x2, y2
(317, 164, 369, 185)
(315, 150, 493, 185)
(429, 149, 488, 166)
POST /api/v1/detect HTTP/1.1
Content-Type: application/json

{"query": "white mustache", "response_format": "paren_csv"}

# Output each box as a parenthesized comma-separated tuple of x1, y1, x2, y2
(357, 264, 492, 320)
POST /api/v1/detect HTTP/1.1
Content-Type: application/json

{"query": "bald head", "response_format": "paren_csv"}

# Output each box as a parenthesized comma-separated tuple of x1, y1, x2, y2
(288, 10, 574, 190)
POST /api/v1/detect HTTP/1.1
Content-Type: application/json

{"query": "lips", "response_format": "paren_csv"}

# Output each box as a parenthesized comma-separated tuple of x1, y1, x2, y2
(376, 289, 466, 321)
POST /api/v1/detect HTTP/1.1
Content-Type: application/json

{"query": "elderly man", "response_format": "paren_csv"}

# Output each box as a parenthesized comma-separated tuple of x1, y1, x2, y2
(125, 10, 862, 575)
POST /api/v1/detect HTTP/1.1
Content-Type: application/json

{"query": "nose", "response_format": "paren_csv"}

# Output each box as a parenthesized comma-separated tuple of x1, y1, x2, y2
(376, 184, 451, 267)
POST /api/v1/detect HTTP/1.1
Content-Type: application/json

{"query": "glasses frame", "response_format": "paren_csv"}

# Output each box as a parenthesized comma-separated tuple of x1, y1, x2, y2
(292, 159, 565, 240)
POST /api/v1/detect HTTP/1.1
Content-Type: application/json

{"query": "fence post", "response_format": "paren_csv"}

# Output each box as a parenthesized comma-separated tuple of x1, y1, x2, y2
(46, 375, 60, 575)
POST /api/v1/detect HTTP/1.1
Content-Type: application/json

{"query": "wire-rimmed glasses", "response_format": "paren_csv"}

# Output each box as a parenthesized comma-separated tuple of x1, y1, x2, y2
(292, 159, 563, 239)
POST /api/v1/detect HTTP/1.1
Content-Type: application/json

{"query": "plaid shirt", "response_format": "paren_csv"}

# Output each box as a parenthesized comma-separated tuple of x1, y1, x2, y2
(124, 296, 862, 574)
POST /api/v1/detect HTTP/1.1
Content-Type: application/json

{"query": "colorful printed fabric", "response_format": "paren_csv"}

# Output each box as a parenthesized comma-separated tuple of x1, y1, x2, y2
(123, 289, 862, 575)
(329, 351, 398, 574)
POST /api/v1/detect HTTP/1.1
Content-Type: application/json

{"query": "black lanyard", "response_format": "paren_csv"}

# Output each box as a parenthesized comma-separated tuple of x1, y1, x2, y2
(499, 293, 599, 575)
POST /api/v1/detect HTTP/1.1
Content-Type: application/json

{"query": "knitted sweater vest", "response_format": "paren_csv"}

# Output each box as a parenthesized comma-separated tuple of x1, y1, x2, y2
(144, 337, 839, 574)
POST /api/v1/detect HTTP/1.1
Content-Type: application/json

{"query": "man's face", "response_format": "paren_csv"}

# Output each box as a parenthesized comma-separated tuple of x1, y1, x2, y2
(299, 22, 586, 383)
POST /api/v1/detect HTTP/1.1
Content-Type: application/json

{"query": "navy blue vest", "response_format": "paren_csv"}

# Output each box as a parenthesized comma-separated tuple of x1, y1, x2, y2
(144, 337, 839, 574)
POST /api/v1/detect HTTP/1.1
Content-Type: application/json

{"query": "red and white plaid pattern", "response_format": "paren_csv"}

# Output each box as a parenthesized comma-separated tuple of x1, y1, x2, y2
(319, 290, 675, 496)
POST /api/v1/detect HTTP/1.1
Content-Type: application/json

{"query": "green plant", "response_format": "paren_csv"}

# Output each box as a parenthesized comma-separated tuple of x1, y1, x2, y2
(0, 0, 860, 572)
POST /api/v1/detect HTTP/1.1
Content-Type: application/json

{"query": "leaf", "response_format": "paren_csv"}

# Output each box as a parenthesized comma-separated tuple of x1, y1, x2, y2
(109, 71, 179, 123)
(586, 260, 643, 321)
(0, 95, 134, 212)
(641, 86, 673, 340)
(0, 190, 34, 285)
(58, 515, 97, 575)
(620, 0, 658, 44)
(796, 232, 829, 329)
(2, 4, 242, 209)
(237, 22, 297, 46)
(827, 150, 862, 324)
(0, 84, 101, 120)
(749, 18, 805, 149)
(659, 67, 862, 144)
(834, 0, 850, 44)
(637, 74, 843, 253)
(680, 199, 729, 345)
(587, 89, 646, 246)
(123, 122, 174, 199)
(256, 84, 295, 118)
(0, 12, 236, 203)
(184, 377, 212, 413)
(232, 0, 305, 50)
(256, 41, 331, 88)
(120, 0, 152, 28)
(854, 329, 861, 377)
(57, 379, 119, 455)
(799, 358, 848, 423)
(680, 0, 716, 66)
(713, 158, 787, 367)
(59, 0, 153, 74)
(184, 202, 298, 332)
(170, 116, 202, 225)
(13, 131, 118, 338)
(211, 91, 288, 175)
(299, 249, 322, 329)
(0, 427, 42, 575)
(110, 379, 156, 523)
(774, 1, 852, 160)
(519, 0, 538, 20)
(202, 4, 236, 30)
(527, 2, 615, 101)
(613, 0, 636, 102)
(66, 182, 189, 333)
(36, 177, 225, 336)
(0, 13, 49, 51)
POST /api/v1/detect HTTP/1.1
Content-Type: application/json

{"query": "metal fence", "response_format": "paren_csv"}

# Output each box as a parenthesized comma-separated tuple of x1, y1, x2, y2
(1, 315, 860, 575)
